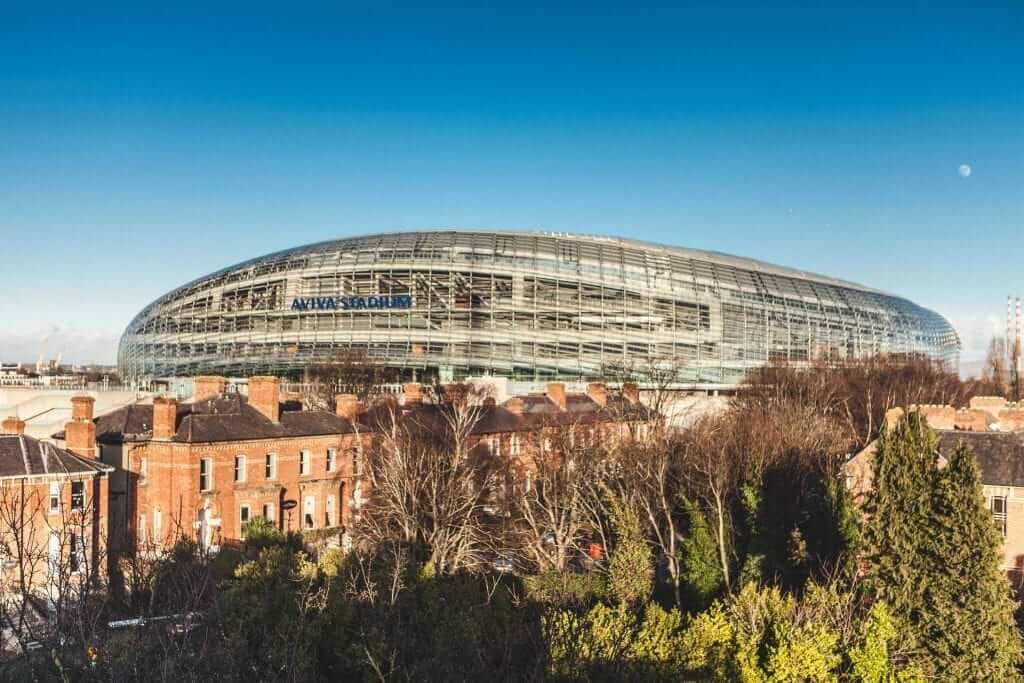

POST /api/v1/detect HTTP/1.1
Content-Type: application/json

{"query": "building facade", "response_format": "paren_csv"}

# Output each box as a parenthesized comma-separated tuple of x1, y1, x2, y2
(0, 407, 112, 599)
(118, 230, 960, 386)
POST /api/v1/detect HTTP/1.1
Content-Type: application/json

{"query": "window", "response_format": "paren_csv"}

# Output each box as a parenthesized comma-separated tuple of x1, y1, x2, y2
(140, 457, 148, 478)
(265, 453, 277, 480)
(299, 450, 311, 476)
(509, 434, 521, 456)
(262, 503, 275, 522)
(200, 458, 213, 491)
(154, 507, 162, 540)
(69, 533, 83, 573)
(352, 448, 363, 476)
(234, 455, 246, 482)
(992, 496, 1008, 537)
(71, 480, 85, 512)
(304, 496, 315, 529)
(139, 514, 147, 544)
(325, 496, 335, 527)
(489, 436, 501, 457)
(326, 448, 336, 472)
(240, 505, 251, 539)
(49, 482, 60, 514)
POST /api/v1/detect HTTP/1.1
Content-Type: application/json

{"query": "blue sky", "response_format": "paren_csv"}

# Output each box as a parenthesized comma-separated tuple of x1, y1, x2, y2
(1, 3, 1022, 370)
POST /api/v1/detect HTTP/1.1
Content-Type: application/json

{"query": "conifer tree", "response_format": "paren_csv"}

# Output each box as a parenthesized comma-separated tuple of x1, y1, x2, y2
(918, 443, 1022, 679)
(864, 413, 1023, 676)
(862, 412, 937, 634)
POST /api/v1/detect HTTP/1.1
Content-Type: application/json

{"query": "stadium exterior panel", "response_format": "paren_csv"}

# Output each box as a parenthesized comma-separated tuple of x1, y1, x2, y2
(118, 230, 960, 385)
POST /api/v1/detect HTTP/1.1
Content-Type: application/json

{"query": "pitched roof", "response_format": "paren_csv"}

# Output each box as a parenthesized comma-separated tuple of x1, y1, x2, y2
(0, 434, 112, 478)
(87, 394, 359, 444)
(937, 431, 1024, 488)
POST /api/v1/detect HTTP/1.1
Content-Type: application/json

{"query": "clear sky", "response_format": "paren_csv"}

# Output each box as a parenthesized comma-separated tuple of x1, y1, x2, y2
(1, 3, 1022, 371)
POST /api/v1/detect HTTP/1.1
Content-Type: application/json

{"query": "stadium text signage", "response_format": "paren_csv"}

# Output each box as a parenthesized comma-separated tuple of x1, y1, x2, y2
(290, 295, 413, 311)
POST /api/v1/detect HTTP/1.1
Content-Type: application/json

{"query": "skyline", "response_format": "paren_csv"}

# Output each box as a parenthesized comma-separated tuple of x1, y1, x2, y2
(2, 4, 1023, 370)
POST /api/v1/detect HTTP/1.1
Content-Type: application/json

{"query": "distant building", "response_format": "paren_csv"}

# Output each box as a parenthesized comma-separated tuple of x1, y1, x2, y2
(117, 230, 960, 386)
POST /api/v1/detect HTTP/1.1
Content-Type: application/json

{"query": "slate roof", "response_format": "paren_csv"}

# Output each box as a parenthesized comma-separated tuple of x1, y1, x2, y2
(937, 431, 1024, 488)
(81, 394, 360, 444)
(0, 434, 112, 478)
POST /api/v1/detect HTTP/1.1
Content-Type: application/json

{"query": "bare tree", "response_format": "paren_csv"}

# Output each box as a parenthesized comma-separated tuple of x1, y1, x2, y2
(302, 348, 401, 410)
(355, 384, 498, 574)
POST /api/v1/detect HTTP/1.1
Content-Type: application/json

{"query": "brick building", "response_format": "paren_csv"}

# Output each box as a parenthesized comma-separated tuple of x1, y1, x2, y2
(51, 376, 652, 556)
(69, 376, 369, 553)
(0, 409, 112, 597)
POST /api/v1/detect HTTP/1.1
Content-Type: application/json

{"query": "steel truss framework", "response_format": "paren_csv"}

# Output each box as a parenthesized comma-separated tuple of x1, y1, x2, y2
(118, 231, 960, 384)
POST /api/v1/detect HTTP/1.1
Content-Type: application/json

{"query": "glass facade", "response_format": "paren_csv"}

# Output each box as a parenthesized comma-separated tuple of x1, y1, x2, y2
(118, 230, 960, 384)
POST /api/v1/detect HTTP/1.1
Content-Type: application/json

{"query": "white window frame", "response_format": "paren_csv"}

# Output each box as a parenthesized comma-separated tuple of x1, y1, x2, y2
(510, 434, 520, 456)
(299, 450, 311, 476)
(240, 504, 251, 528)
(139, 514, 147, 544)
(326, 448, 336, 472)
(489, 435, 501, 457)
(49, 482, 60, 514)
(234, 454, 246, 483)
(265, 453, 277, 480)
(199, 457, 213, 492)
(262, 502, 276, 522)
(154, 507, 162, 540)
(325, 495, 336, 527)
(140, 457, 148, 478)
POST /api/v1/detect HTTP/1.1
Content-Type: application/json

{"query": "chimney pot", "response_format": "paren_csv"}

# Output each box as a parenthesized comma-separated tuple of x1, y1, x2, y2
(586, 382, 608, 407)
(546, 382, 567, 411)
(404, 382, 423, 405)
(1, 416, 25, 435)
(193, 376, 226, 402)
(335, 394, 363, 420)
(621, 382, 640, 405)
(248, 376, 281, 423)
(71, 395, 95, 422)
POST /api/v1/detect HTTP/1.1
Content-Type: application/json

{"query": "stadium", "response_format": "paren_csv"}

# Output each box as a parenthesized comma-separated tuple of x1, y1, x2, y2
(118, 230, 960, 386)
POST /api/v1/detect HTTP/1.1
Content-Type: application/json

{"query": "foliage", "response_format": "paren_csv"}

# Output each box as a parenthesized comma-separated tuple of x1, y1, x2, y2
(678, 495, 724, 612)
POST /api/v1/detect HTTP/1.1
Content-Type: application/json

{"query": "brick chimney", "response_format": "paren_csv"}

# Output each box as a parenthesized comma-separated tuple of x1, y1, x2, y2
(586, 383, 608, 407)
(505, 397, 524, 415)
(404, 382, 423, 406)
(335, 394, 363, 421)
(1, 417, 25, 435)
(193, 375, 226, 402)
(546, 383, 567, 411)
(152, 396, 178, 440)
(622, 382, 640, 405)
(65, 395, 97, 459)
(248, 376, 281, 423)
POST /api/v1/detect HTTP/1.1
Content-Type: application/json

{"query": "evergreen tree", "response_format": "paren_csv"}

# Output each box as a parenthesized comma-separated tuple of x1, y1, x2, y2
(862, 413, 937, 641)
(864, 413, 1023, 677)
(918, 443, 1022, 679)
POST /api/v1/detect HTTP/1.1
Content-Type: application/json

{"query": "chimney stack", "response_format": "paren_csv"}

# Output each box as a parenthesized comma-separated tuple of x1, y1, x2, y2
(622, 382, 641, 405)
(1, 417, 25, 435)
(404, 382, 423, 406)
(335, 394, 363, 421)
(248, 376, 281, 423)
(152, 395, 178, 440)
(586, 382, 608, 408)
(505, 397, 524, 415)
(64, 395, 97, 459)
(546, 382, 567, 411)
(193, 375, 226, 402)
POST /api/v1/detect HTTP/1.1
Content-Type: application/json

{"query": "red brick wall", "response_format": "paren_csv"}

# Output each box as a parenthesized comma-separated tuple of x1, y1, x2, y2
(133, 432, 368, 550)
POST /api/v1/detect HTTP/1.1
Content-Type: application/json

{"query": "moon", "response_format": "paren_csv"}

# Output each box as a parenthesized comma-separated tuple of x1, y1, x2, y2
(958, 164, 972, 178)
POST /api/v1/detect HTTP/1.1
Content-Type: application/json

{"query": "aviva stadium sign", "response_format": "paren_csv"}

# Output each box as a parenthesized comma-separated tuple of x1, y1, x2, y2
(290, 295, 413, 311)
